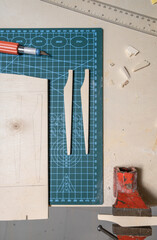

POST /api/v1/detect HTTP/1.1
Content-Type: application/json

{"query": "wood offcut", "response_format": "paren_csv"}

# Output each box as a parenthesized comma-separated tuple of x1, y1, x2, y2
(81, 69, 89, 155)
(0, 73, 48, 220)
(64, 70, 73, 155)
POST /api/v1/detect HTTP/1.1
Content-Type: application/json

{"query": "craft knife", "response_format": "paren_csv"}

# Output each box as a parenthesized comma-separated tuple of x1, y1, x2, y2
(0, 41, 49, 56)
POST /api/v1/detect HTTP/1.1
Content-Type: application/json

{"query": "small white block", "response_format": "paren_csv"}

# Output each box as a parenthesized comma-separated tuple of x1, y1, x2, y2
(120, 66, 130, 80)
(126, 46, 139, 57)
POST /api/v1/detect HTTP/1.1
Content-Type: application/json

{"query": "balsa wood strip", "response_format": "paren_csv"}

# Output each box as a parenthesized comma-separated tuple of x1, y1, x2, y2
(81, 69, 89, 155)
(98, 214, 157, 227)
(64, 70, 73, 155)
(0, 73, 48, 220)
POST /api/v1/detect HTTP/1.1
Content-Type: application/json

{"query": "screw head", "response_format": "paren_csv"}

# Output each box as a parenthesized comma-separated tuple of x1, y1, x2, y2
(97, 225, 102, 231)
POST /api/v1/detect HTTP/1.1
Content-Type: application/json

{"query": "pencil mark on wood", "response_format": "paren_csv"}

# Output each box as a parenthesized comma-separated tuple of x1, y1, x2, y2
(5, 96, 23, 183)
(32, 94, 43, 182)
(15, 96, 22, 183)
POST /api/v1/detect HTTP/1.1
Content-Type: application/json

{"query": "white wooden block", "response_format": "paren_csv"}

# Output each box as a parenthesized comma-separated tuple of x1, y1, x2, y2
(126, 46, 139, 57)
(0, 73, 48, 220)
(120, 66, 130, 80)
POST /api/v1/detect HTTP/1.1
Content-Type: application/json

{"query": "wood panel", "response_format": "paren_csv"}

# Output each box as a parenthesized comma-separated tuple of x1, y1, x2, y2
(0, 73, 48, 220)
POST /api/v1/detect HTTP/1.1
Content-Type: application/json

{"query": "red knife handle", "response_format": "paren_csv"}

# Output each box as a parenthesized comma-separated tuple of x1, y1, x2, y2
(0, 41, 19, 55)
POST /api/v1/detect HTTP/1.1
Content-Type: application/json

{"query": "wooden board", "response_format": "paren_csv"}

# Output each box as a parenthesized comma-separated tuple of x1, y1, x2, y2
(0, 73, 48, 220)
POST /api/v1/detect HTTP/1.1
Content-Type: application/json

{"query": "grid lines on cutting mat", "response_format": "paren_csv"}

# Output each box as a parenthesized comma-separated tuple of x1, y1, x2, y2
(0, 28, 103, 205)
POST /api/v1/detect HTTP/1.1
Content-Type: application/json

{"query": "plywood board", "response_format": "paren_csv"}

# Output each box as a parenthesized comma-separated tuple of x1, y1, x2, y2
(0, 73, 48, 220)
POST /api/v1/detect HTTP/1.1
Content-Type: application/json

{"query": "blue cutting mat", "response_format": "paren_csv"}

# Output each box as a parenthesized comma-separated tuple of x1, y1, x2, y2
(0, 28, 103, 205)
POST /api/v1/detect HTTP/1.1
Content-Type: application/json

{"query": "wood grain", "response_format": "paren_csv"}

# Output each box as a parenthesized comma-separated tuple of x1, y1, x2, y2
(0, 73, 48, 220)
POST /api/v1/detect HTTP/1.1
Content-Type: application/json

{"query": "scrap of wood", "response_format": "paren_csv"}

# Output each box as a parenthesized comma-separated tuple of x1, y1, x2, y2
(133, 60, 150, 72)
(98, 214, 157, 227)
(64, 70, 73, 155)
(0, 73, 48, 220)
(125, 46, 139, 57)
(81, 69, 89, 155)
(120, 66, 130, 80)
(122, 80, 129, 88)
(109, 62, 115, 67)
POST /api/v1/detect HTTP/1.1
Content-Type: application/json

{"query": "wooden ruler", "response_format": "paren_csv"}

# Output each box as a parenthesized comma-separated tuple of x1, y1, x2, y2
(40, 0, 157, 37)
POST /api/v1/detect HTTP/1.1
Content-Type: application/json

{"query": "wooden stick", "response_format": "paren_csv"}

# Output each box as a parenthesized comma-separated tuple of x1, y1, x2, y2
(64, 70, 73, 155)
(81, 69, 89, 155)
(98, 214, 157, 227)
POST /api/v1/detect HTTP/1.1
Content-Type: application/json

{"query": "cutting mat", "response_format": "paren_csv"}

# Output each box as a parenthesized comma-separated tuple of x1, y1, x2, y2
(0, 28, 103, 205)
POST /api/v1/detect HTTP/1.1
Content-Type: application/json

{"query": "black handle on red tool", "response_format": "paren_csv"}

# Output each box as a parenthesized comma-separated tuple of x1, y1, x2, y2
(97, 225, 118, 240)
(0, 41, 19, 55)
